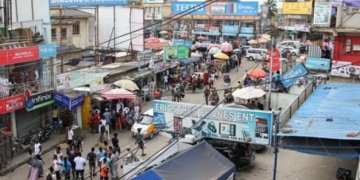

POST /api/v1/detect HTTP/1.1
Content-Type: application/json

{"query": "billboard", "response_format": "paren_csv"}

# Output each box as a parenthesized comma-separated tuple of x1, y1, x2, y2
(153, 100, 273, 145)
(172, 40, 192, 49)
(163, 45, 189, 61)
(305, 57, 331, 70)
(49, 0, 129, 6)
(331, 60, 351, 78)
(282, 1, 313, 15)
(313, 0, 332, 27)
(280, 63, 308, 88)
(172, 2, 207, 15)
(210, 2, 258, 16)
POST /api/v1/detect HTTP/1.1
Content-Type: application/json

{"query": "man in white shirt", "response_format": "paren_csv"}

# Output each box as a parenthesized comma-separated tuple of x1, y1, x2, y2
(34, 139, 42, 155)
(211, 73, 215, 81)
(163, 75, 169, 90)
(67, 127, 74, 149)
(74, 154, 86, 179)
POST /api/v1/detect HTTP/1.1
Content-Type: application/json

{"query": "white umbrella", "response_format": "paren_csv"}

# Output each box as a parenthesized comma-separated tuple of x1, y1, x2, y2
(113, 79, 139, 91)
(232, 87, 266, 100)
(208, 47, 221, 55)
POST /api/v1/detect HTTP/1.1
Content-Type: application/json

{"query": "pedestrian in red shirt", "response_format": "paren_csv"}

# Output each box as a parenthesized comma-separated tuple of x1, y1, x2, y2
(61, 112, 69, 134)
(93, 110, 99, 134)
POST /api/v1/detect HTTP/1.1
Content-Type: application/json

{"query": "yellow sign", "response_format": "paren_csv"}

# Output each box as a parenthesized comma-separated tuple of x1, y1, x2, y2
(282, 1, 313, 15)
(89, 78, 104, 92)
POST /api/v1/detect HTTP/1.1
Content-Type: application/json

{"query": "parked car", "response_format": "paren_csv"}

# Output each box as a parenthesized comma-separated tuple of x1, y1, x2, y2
(180, 136, 256, 169)
(280, 46, 299, 56)
(245, 48, 267, 61)
(276, 40, 301, 49)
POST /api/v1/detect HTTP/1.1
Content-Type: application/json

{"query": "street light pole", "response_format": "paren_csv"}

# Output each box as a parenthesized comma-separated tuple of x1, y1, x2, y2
(268, 37, 274, 110)
(272, 108, 281, 180)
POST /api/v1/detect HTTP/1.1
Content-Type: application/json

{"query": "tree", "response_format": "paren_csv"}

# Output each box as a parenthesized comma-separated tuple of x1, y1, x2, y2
(264, 0, 277, 25)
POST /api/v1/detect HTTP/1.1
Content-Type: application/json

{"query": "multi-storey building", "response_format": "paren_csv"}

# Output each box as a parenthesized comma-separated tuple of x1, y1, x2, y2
(142, 0, 172, 38)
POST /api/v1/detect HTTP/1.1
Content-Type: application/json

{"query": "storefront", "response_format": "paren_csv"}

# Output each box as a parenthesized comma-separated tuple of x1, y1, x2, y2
(221, 25, 239, 43)
(54, 92, 85, 128)
(15, 90, 54, 138)
(239, 27, 255, 45)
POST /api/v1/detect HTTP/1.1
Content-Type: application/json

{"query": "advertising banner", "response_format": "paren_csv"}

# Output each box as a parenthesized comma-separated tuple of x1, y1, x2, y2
(89, 79, 104, 92)
(154, 62, 167, 73)
(240, 27, 254, 34)
(0, 46, 40, 66)
(282, 1, 313, 15)
(261, 5, 269, 31)
(268, 49, 280, 72)
(0, 94, 24, 114)
(331, 60, 351, 78)
(39, 43, 57, 59)
(153, 100, 273, 145)
(221, 25, 238, 34)
(177, 45, 188, 59)
(305, 57, 331, 70)
(210, 2, 258, 16)
(49, 0, 129, 6)
(54, 92, 85, 110)
(56, 73, 71, 90)
(163, 45, 188, 61)
(173, 40, 192, 49)
(172, 2, 207, 15)
(25, 90, 54, 111)
(313, 0, 332, 27)
(280, 63, 308, 88)
(144, 0, 164, 3)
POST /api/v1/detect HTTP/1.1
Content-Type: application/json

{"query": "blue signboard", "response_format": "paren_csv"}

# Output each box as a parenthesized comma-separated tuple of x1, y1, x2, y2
(39, 43, 57, 58)
(172, 2, 207, 15)
(240, 27, 254, 34)
(305, 57, 331, 70)
(210, 2, 258, 16)
(280, 63, 308, 88)
(173, 40, 192, 49)
(49, 0, 129, 6)
(222, 25, 239, 34)
(54, 92, 85, 110)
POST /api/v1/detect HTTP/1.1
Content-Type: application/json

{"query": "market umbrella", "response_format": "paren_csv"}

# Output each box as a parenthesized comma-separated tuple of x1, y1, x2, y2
(232, 87, 266, 100)
(207, 44, 220, 50)
(101, 88, 136, 100)
(180, 34, 188, 38)
(208, 47, 221, 55)
(258, 38, 268, 44)
(248, 39, 258, 44)
(113, 79, 139, 91)
(191, 52, 201, 58)
(146, 37, 160, 43)
(220, 42, 233, 52)
(197, 36, 207, 40)
(213, 52, 230, 60)
(159, 30, 168, 34)
(246, 69, 266, 78)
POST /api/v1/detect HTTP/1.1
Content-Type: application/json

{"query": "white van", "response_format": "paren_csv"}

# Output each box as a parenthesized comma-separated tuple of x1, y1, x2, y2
(245, 48, 267, 61)
(277, 41, 301, 49)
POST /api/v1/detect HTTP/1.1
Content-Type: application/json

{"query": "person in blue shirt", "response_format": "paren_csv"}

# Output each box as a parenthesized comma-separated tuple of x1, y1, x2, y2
(274, 71, 281, 89)
(99, 153, 111, 167)
(96, 147, 105, 172)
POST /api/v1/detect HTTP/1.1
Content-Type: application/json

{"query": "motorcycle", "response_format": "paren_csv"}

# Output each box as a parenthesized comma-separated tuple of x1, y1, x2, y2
(37, 125, 53, 142)
(12, 137, 33, 157)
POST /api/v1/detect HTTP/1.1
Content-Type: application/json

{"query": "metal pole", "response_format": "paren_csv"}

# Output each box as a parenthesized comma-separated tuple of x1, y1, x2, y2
(273, 110, 281, 180)
(151, 11, 155, 37)
(268, 37, 274, 110)
(60, 6, 63, 73)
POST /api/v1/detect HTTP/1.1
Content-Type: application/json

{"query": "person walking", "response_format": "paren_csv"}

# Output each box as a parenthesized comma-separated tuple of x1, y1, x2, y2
(163, 74, 170, 90)
(86, 147, 97, 177)
(135, 128, 146, 156)
(204, 87, 210, 105)
(110, 150, 119, 179)
(93, 110, 100, 134)
(67, 127, 74, 150)
(103, 108, 111, 140)
(62, 157, 71, 180)
(96, 147, 105, 173)
(100, 158, 109, 180)
(52, 108, 58, 130)
(51, 154, 62, 180)
(34, 155, 44, 178)
(234, 58, 239, 72)
(111, 133, 120, 155)
(74, 153, 86, 180)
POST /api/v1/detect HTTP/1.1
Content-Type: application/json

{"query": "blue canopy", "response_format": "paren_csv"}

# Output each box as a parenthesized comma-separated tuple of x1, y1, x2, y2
(222, 33, 237, 36)
(178, 57, 199, 66)
(54, 92, 85, 110)
(238, 33, 254, 39)
(132, 141, 235, 180)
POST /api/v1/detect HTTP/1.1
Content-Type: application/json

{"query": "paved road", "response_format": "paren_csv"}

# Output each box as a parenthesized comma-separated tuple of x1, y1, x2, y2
(4, 59, 357, 180)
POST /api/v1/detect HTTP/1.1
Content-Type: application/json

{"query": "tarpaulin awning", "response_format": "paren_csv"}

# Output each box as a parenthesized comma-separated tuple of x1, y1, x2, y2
(193, 31, 207, 35)
(101, 88, 136, 100)
(54, 92, 85, 110)
(204, 32, 221, 36)
(178, 57, 199, 66)
(222, 33, 237, 36)
(131, 141, 235, 180)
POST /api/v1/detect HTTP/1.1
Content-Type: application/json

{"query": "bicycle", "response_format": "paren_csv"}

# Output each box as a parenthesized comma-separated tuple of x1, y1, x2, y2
(0, 154, 10, 170)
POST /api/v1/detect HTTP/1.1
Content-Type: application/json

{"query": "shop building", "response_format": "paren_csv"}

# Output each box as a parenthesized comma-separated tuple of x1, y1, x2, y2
(171, 1, 259, 43)
(142, 0, 172, 38)
(278, 0, 313, 42)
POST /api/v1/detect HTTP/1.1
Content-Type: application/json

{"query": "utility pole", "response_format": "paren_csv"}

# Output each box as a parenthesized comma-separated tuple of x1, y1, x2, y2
(60, 6, 63, 73)
(272, 108, 281, 180)
(152, 11, 155, 37)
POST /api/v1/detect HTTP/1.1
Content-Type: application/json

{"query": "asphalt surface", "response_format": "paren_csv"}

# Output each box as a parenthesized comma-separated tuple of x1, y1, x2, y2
(3, 59, 358, 180)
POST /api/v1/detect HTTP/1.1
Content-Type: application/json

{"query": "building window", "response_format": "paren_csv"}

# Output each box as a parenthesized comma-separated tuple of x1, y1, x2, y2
(51, 28, 56, 40)
(61, 28, 67, 40)
(73, 21, 80, 35)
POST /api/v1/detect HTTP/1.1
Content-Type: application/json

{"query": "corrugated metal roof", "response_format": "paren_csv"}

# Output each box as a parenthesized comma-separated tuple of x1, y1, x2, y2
(278, 83, 360, 140)
(69, 72, 109, 88)
(307, 46, 322, 58)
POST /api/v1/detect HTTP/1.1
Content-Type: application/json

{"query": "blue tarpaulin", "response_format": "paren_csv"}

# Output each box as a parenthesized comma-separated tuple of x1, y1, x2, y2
(178, 57, 199, 66)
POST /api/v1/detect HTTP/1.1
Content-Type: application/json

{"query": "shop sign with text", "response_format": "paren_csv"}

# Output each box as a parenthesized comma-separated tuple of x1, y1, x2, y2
(173, 40, 192, 49)
(163, 45, 189, 61)
(49, 0, 129, 6)
(54, 92, 85, 110)
(0, 46, 40, 66)
(313, 0, 332, 27)
(39, 43, 57, 58)
(172, 2, 207, 15)
(155, 62, 167, 73)
(25, 90, 54, 111)
(0, 94, 25, 114)
(305, 57, 331, 70)
(240, 27, 254, 34)
(280, 63, 308, 88)
(210, 2, 258, 16)
(222, 25, 238, 34)
(283, 1, 313, 15)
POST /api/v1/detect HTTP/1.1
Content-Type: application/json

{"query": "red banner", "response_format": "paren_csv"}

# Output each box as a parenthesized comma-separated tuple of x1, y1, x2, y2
(0, 94, 25, 114)
(0, 46, 40, 66)
(268, 49, 280, 72)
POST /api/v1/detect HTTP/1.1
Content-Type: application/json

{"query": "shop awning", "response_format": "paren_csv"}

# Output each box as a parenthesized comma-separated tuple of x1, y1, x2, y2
(101, 88, 136, 100)
(238, 33, 254, 39)
(204, 32, 221, 36)
(178, 57, 199, 66)
(66, 72, 110, 89)
(54, 92, 85, 110)
(222, 33, 237, 36)
(193, 31, 207, 35)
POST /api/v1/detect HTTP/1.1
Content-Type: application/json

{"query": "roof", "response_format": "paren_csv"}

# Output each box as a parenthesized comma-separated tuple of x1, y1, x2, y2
(132, 141, 235, 180)
(278, 83, 360, 140)
(307, 45, 321, 58)
(51, 8, 93, 18)
(68, 72, 109, 88)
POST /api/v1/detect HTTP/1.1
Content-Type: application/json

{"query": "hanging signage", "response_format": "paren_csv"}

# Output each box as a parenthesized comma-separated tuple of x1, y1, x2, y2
(173, 40, 192, 49)
(144, 0, 164, 3)
(210, 2, 259, 16)
(176, 45, 188, 59)
(49, 0, 129, 6)
(222, 25, 238, 34)
(240, 27, 254, 34)
(313, 0, 332, 27)
(25, 90, 54, 111)
(56, 73, 71, 90)
(54, 92, 85, 110)
(0, 94, 25, 114)
(305, 57, 331, 70)
(89, 78, 104, 92)
(280, 63, 309, 88)
(154, 62, 167, 73)
(283, 1, 313, 15)
(172, 2, 207, 15)
(153, 100, 273, 145)
(331, 60, 351, 78)
(163, 46, 177, 62)
(0, 46, 40, 66)
(261, 5, 269, 30)
(39, 43, 57, 58)
(268, 49, 280, 72)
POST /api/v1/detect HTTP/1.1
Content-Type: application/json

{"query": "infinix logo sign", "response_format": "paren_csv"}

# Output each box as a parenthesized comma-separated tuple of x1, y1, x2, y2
(30, 91, 54, 105)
